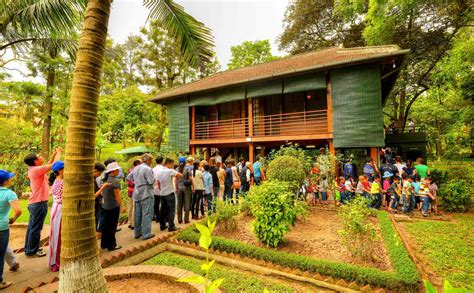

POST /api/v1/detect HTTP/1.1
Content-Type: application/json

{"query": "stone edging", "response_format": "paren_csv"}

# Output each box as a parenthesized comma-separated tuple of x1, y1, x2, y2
(166, 240, 386, 292)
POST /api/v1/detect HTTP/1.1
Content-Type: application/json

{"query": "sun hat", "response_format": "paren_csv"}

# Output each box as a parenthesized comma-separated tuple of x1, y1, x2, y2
(186, 156, 194, 163)
(105, 162, 121, 173)
(52, 161, 64, 172)
(0, 170, 15, 181)
(383, 171, 394, 178)
(179, 157, 186, 164)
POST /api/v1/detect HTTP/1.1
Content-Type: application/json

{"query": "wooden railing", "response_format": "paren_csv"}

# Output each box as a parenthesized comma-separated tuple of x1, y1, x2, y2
(253, 110, 328, 137)
(195, 117, 248, 140)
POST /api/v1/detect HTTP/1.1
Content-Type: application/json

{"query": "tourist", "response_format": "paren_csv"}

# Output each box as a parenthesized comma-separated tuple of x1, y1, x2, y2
(414, 158, 430, 179)
(382, 172, 393, 207)
(402, 160, 416, 176)
(412, 174, 422, 210)
(379, 159, 399, 181)
(318, 175, 329, 205)
(209, 158, 220, 201)
(94, 163, 108, 239)
(126, 160, 141, 230)
(355, 175, 368, 199)
(191, 160, 205, 219)
(388, 176, 402, 213)
(202, 164, 214, 214)
(419, 178, 431, 217)
(156, 158, 182, 232)
(152, 157, 164, 223)
(127, 154, 155, 240)
(217, 162, 226, 200)
(338, 177, 348, 205)
(224, 161, 233, 203)
(427, 177, 439, 215)
(253, 156, 266, 185)
(101, 162, 125, 251)
(393, 156, 405, 176)
(370, 175, 385, 209)
(240, 162, 251, 193)
(175, 157, 193, 224)
(214, 150, 223, 164)
(48, 161, 64, 271)
(363, 157, 378, 182)
(408, 119, 415, 133)
(402, 174, 415, 214)
(344, 176, 354, 201)
(0, 170, 21, 290)
(104, 158, 125, 179)
(23, 147, 62, 257)
(237, 158, 245, 176)
(343, 159, 357, 180)
(230, 160, 241, 204)
(4, 246, 19, 272)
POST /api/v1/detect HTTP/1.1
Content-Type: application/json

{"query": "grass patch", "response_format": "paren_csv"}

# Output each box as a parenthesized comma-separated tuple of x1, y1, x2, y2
(11, 198, 52, 225)
(404, 214, 474, 289)
(144, 251, 293, 292)
(177, 212, 419, 291)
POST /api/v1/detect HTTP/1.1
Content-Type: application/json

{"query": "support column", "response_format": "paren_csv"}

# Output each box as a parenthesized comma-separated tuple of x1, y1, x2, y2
(248, 143, 254, 163)
(370, 147, 378, 164)
(259, 146, 265, 158)
(247, 98, 253, 137)
(326, 74, 333, 133)
(328, 140, 335, 155)
(190, 146, 196, 156)
(191, 106, 196, 140)
(205, 147, 211, 161)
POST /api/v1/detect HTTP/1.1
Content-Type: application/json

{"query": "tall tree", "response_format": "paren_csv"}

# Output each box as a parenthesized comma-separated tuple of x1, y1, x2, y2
(59, 1, 214, 292)
(227, 40, 279, 70)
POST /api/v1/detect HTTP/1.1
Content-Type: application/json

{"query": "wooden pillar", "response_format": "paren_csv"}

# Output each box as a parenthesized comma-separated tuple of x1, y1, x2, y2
(328, 140, 335, 155)
(248, 143, 254, 163)
(205, 147, 211, 161)
(370, 147, 378, 164)
(259, 146, 265, 158)
(247, 98, 253, 137)
(191, 106, 196, 140)
(190, 146, 196, 156)
(326, 74, 333, 133)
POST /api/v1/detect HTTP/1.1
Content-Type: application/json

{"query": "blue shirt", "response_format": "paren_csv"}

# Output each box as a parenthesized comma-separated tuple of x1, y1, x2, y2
(412, 182, 421, 194)
(202, 171, 213, 194)
(0, 187, 18, 231)
(363, 163, 375, 181)
(253, 161, 262, 178)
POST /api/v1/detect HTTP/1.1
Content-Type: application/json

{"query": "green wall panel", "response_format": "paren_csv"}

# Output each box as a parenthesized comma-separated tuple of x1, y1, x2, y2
(166, 99, 189, 152)
(284, 73, 326, 93)
(331, 64, 384, 148)
(247, 79, 282, 98)
(189, 86, 245, 106)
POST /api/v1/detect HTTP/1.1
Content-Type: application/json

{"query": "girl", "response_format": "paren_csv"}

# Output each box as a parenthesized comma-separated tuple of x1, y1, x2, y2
(318, 175, 329, 205)
(382, 172, 392, 208)
(192, 160, 205, 219)
(338, 177, 348, 205)
(101, 162, 125, 251)
(48, 161, 64, 271)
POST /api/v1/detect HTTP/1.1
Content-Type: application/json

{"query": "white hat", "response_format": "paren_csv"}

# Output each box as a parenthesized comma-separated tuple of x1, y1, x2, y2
(105, 162, 121, 173)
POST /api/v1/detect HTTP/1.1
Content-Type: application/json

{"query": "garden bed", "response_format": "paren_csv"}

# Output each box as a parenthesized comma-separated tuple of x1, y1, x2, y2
(108, 278, 192, 292)
(215, 207, 391, 270)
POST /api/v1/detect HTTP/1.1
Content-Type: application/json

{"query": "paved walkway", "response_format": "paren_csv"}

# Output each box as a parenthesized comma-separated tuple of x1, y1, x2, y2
(2, 220, 193, 293)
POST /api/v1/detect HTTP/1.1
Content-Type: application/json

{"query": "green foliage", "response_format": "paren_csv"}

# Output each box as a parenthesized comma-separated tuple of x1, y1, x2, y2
(266, 156, 305, 189)
(214, 200, 240, 231)
(249, 181, 305, 247)
(439, 179, 472, 212)
(227, 40, 279, 70)
(424, 280, 472, 293)
(144, 252, 292, 292)
(266, 144, 311, 172)
(177, 210, 419, 290)
(239, 197, 252, 217)
(338, 197, 377, 261)
(405, 214, 473, 289)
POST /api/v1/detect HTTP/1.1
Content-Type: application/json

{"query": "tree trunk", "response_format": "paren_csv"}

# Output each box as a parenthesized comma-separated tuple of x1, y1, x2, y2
(41, 59, 56, 158)
(59, 1, 111, 292)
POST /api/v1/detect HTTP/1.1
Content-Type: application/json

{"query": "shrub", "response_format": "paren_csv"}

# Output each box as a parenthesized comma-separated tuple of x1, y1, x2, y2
(214, 200, 240, 231)
(266, 144, 311, 172)
(239, 197, 252, 216)
(338, 197, 377, 261)
(249, 180, 299, 247)
(440, 179, 472, 212)
(266, 155, 305, 189)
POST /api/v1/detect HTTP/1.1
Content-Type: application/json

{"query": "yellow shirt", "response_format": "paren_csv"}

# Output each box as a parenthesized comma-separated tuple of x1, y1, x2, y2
(370, 182, 381, 194)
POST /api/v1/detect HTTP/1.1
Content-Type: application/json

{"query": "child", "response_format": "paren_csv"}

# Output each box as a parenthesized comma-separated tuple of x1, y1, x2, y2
(382, 172, 393, 208)
(370, 175, 385, 209)
(388, 176, 402, 213)
(403, 175, 415, 214)
(338, 177, 349, 205)
(344, 176, 354, 201)
(355, 175, 366, 197)
(318, 175, 329, 205)
(427, 177, 439, 215)
(419, 178, 431, 217)
(412, 174, 422, 210)
(202, 164, 214, 215)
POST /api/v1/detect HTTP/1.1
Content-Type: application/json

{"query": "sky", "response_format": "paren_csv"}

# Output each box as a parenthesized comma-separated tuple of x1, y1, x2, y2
(5, 0, 290, 82)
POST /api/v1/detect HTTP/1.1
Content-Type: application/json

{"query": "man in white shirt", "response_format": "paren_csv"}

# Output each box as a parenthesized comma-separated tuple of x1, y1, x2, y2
(152, 156, 164, 223)
(155, 158, 182, 232)
(214, 150, 222, 164)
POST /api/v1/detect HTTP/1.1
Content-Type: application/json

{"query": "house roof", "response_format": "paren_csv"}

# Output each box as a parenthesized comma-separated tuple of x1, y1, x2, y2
(151, 45, 409, 103)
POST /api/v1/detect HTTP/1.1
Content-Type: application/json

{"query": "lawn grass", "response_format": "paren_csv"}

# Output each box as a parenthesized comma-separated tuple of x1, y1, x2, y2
(403, 214, 474, 289)
(144, 252, 293, 292)
(98, 142, 143, 163)
(10, 198, 52, 225)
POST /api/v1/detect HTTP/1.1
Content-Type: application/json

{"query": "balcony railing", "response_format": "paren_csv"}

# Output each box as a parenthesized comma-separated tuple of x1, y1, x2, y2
(253, 110, 328, 137)
(195, 117, 248, 140)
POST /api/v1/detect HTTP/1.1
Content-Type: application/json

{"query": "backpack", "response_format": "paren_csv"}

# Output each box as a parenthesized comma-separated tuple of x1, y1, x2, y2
(183, 167, 192, 187)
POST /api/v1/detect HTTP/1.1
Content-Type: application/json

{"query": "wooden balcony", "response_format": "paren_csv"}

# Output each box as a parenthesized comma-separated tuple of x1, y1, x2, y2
(191, 110, 331, 145)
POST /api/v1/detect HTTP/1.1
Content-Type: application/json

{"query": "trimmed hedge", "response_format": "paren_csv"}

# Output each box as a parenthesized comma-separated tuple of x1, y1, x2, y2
(177, 212, 419, 290)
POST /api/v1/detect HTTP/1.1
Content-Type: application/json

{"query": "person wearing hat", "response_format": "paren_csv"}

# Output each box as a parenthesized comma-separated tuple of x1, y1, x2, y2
(23, 148, 62, 257)
(101, 162, 125, 251)
(48, 161, 64, 271)
(0, 170, 22, 290)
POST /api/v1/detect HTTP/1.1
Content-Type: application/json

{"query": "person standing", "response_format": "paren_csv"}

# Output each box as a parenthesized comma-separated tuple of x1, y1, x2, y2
(126, 160, 141, 230)
(408, 119, 415, 133)
(253, 156, 265, 186)
(101, 162, 125, 251)
(202, 164, 214, 214)
(156, 158, 182, 232)
(175, 157, 193, 224)
(191, 160, 205, 219)
(217, 163, 226, 200)
(127, 154, 155, 240)
(209, 158, 220, 202)
(363, 157, 378, 182)
(48, 161, 64, 272)
(152, 156, 164, 223)
(414, 158, 430, 179)
(240, 162, 251, 193)
(93, 163, 106, 237)
(230, 160, 241, 204)
(23, 148, 61, 257)
(224, 162, 233, 203)
(0, 170, 21, 290)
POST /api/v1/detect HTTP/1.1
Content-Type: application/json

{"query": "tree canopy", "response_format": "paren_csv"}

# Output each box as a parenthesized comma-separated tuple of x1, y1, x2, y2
(227, 40, 279, 70)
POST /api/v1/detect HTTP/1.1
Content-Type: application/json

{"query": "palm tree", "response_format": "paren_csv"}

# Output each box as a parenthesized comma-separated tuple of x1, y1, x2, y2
(59, 0, 213, 291)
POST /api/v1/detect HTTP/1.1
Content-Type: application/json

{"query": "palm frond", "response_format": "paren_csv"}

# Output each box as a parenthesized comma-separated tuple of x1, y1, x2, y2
(143, 0, 215, 68)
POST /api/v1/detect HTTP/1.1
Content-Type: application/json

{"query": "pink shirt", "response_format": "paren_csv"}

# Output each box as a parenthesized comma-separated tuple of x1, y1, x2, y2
(28, 165, 50, 204)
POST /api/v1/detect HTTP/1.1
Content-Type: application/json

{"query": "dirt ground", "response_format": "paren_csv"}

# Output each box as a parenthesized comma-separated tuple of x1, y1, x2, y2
(215, 207, 392, 270)
(9, 225, 49, 250)
(108, 278, 193, 293)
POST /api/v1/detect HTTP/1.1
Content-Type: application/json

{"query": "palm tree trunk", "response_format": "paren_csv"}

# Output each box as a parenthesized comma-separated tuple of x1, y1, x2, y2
(41, 67, 55, 158)
(59, 1, 111, 292)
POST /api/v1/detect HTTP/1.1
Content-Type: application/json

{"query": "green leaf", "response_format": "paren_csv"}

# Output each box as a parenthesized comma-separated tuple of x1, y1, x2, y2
(206, 278, 224, 293)
(195, 223, 211, 237)
(208, 219, 217, 234)
(199, 234, 212, 250)
(201, 259, 215, 271)
(423, 280, 438, 293)
(177, 275, 205, 284)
